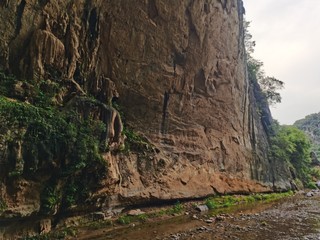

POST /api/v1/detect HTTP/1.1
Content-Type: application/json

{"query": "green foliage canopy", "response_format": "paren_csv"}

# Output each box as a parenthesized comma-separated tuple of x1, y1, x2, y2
(294, 112, 320, 158)
(271, 124, 312, 184)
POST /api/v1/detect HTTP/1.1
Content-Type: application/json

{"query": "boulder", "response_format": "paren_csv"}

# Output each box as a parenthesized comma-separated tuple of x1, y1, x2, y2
(195, 205, 209, 212)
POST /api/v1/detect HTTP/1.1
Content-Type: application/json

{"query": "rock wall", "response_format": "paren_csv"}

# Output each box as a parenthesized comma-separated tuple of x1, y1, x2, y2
(0, 0, 292, 217)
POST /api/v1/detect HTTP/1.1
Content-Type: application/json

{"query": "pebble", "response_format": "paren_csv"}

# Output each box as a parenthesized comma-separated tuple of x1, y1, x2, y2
(306, 192, 314, 197)
(192, 214, 198, 220)
(205, 219, 214, 223)
(197, 226, 210, 232)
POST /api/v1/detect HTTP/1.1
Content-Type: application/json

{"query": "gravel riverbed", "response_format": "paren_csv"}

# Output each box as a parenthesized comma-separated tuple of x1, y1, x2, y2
(76, 192, 320, 240)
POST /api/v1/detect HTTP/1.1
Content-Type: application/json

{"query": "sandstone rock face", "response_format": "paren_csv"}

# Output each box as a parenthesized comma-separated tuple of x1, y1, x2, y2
(0, 0, 291, 217)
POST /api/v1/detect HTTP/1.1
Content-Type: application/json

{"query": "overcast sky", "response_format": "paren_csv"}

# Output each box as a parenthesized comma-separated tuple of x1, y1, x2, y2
(244, 0, 320, 125)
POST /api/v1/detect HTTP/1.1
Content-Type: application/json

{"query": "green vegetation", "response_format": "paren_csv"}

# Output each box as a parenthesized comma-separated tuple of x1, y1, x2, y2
(306, 182, 317, 190)
(0, 70, 60, 108)
(0, 71, 18, 97)
(41, 185, 60, 214)
(64, 183, 78, 207)
(113, 99, 155, 155)
(293, 113, 320, 185)
(245, 23, 318, 187)
(105, 192, 294, 228)
(86, 219, 113, 230)
(0, 69, 155, 216)
(121, 127, 151, 153)
(205, 191, 293, 210)
(0, 70, 107, 214)
(8, 170, 22, 178)
(310, 168, 320, 179)
(270, 124, 312, 185)
(117, 215, 133, 225)
(244, 21, 319, 187)
(245, 21, 284, 106)
(205, 196, 239, 210)
(0, 96, 105, 172)
(0, 198, 7, 212)
(137, 213, 148, 222)
(24, 191, 294, 239)
(117, 201, 184, 225)
(117, 213, 148, 225)
(22, 227, 77, 240)
(167, 201, 184, 214)
(115, 192, 293, 227)
(294, 113, 320, 159)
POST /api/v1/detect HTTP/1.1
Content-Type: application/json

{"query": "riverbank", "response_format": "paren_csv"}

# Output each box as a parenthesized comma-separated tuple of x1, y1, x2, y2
(7, 191, 320, 239)
(73, 191, 320, 240)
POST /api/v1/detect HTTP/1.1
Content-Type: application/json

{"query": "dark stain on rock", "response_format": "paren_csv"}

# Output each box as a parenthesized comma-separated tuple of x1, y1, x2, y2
(15, 0, 26, 37)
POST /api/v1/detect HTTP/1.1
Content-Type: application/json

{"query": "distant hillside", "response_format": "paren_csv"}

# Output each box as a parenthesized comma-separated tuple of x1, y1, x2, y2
(294, 113, 320, 162)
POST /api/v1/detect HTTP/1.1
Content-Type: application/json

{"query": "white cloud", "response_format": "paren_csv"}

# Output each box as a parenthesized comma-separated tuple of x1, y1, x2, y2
(245, 0, 320, 124)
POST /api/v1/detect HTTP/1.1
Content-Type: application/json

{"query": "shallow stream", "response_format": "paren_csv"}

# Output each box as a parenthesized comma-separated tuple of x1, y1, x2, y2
(76, 193, 320, 240)
(1, 193, 320, 240)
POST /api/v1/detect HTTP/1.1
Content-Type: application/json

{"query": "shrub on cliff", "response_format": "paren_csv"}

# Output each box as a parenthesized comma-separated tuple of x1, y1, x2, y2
(0, 96, 105, 171)
(0, 95, 107, 213)
(245, 21, 284, 106)
(0, 67, 110, 213)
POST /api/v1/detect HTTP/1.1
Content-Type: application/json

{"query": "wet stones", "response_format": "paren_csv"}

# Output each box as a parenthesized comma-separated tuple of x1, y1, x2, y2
(305, 189, 320, 197)
(306, 192, 314, 197)
(164, 225, 213, 240)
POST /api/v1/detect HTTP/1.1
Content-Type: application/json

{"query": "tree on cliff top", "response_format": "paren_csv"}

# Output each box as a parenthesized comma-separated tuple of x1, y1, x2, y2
(245, 21, 314, 186)
(244, 21, 284, 105)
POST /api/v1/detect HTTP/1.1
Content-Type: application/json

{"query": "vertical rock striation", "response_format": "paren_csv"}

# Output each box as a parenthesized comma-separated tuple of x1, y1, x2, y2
(0, 0, 291, 216)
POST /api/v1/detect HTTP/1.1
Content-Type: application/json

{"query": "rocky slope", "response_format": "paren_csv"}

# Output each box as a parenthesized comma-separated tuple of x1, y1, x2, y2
(0, 0, 292, 225)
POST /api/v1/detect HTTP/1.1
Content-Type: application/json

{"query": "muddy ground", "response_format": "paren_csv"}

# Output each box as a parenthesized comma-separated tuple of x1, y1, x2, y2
(76, 192, 320, 240)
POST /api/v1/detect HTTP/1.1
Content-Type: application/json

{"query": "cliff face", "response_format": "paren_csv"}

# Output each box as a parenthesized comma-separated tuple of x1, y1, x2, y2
(0, 0, 291, 219)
